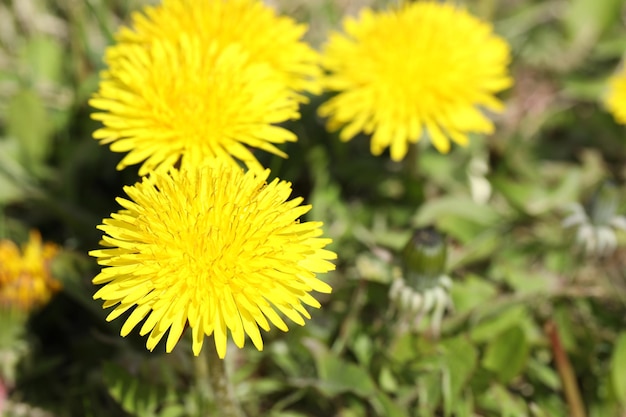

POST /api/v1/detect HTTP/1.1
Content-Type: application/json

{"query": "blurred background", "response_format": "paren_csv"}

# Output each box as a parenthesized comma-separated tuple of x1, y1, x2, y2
(1, 0, 626, 416)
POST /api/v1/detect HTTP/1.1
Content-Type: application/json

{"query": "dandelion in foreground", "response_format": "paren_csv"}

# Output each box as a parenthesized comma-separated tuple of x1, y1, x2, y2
(90, 164, 337, 358)
(90, 0, 320, 175)
(0, 231, 61, 312)
(605, 65, 626, 125)
(319, 2, 512, 160)
(562, 181, 626, 256)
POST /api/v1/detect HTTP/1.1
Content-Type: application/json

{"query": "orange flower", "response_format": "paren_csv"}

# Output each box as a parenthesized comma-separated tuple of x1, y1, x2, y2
(0, 231, 61, 312)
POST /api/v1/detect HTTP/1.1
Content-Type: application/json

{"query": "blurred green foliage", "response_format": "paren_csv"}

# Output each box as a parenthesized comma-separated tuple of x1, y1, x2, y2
(1, 0, 626, 416)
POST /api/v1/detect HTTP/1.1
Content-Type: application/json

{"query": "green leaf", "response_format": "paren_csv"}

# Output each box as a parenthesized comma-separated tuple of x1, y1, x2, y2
(18, 35, 66, 84)
(371, 391, 409, 417)
(498, 262, 555, 294)
(0, 167, 24, 205)
(0, 310, 28, 385)
(6, 89, 52, 167)
(352, 333, 374, 367)
(415, 196, 501, 228)
(562, 76, 611, 101)
(482, 326, 529, 383)
(448, 230, 502, 269)
(158, 405, 186, 417)
(417, 371, 442, 416)
(103, 362, 166, 417)
(527, 358, 561, 390)
(479, 383, 528, 417)
(354, 252, 393, 283)
(270, 412, 309, 417)
(0, 140, 37, 204)
(306, 338, 376, 398)
(247, 378, 288, 397)
(611, 332, 626, 405)
(413, 196, 503, 244)
(378, 366, 398, 393)
(450, 274, 497, 315)
(565, 0, 623, 38)
(316, 354, 377, 397)
(269, 341, 308, 378)
(390, 332, 420, 364)
(533, 395, 568, 417)
(441, 337, 478, 408)
(452, 396, 474, 417)
(470, 304, 528, 343)
(492, 170, 581, 216)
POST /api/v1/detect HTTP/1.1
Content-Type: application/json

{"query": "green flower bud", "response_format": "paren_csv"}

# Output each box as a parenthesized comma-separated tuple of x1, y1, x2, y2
(401, 226, 447, 289)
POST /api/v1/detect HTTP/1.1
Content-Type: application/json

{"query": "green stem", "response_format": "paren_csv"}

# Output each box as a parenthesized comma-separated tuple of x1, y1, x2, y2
(331, 278, 367, 355)
(205, 336, 245, 417)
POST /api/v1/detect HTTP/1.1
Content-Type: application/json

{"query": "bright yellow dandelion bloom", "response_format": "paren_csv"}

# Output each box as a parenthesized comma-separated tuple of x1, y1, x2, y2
(90, 164, 336, 358)
(114, 0, 320, 96)
(90, 0, 321, 175)
(605, 65, 626, 125)
(91, 36, 300, 175)
(319, 2, 513, 160)
(0, 231, 62, 312)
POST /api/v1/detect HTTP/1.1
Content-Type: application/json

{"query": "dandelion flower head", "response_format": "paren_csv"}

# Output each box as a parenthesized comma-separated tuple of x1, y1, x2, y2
(91, 0, 320, 175)
(0, 231, 62, 312)
(605, 65, 626, 125)
(319, 2, 512, 160)
(116, 0, 321, 96)
(90, 163, 336, 358)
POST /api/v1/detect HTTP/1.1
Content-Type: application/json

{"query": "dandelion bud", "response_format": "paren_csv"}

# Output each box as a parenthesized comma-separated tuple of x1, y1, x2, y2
(390, 226, 452, 336)
(562, 181, 626, 256)
(401, 226, 447, 289)
(589, 181, 619, 226)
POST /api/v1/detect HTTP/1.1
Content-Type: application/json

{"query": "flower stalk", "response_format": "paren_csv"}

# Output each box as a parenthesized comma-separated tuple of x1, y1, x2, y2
(545, 321, 586, 417)
(205, 336, 245, 417)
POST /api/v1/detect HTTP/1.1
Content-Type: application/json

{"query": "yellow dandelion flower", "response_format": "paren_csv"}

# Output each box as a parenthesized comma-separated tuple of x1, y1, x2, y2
(0, 231, 62, 312)
(90, 163, 336, 358)
(319, 2, 513, 160)
(91, 37, 300, 175)
(605, 65, 626, 125)
(115, 0, 320, 96)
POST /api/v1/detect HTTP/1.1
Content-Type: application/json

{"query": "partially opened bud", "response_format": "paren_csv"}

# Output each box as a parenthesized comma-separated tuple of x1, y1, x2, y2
(402, 226, 447, 289)
(390, 226, 453, 336)
(562, 181, 626, 256)
(589, 181, 619, 225)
